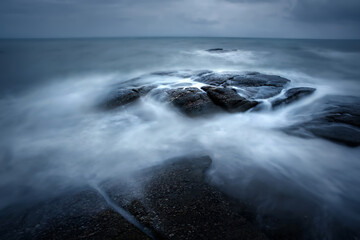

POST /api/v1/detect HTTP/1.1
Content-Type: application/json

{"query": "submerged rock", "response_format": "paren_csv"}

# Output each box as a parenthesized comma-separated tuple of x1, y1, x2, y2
(272, 87, 316, 108)
(105, 156, 268, 240)
(202, 86, 259, 112)
(285, 95, 360, 146)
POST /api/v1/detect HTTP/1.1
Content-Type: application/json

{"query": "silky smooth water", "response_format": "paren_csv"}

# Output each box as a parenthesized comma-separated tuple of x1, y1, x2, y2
(0, 38, 360, 237)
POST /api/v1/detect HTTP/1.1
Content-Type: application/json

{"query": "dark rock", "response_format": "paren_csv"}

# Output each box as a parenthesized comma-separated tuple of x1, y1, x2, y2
(151, 70, 193, 78)
(202, 86, 259, 112)
(151, 71, 178, 76)
(151, 87, 220, 117)
(194, 72, 290, 99)
(306, 124, 360, 147)
(100, 71, 297, 115)
(193, 72, 232, 86)
(272, 87, 316, 108)
(0, 188, 151, 240)
(206, 48, 237, 53)
(101, 88, 140, 109)
(105, 156, 268, 240)
(230, 72, 290, 88)
(133, 85, 157, 96)
(239, 86, 284, 99)
(207, 48, 224, 52)
(285, 95, 360, 146)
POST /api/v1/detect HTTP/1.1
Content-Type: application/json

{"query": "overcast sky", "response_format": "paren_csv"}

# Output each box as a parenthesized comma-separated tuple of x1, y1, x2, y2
(0, 0, 359, 39)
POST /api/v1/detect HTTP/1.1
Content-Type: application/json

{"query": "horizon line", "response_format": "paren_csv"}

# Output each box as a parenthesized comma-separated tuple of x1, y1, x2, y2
(0, 36, 359, 41)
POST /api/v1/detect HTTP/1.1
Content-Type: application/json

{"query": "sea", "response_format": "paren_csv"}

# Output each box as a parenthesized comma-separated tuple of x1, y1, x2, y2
(0, 37, 360, 238)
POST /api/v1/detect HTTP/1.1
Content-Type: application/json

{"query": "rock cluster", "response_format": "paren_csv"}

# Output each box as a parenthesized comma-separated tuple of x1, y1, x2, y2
(99, 70, 360, 146)
(100, 71, 295, 115)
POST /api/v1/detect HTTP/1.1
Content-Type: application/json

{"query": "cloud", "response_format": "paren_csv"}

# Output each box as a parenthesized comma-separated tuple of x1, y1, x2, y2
(0, 0, 359, 38)
(224, 0, 280, 3)
(291, 0, 360, 23)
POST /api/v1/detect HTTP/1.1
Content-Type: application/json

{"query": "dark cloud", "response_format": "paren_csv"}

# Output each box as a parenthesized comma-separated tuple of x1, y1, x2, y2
(0, 0, 359, 38)
(291, 0, 360, 23)
(225, 0, 279, 3)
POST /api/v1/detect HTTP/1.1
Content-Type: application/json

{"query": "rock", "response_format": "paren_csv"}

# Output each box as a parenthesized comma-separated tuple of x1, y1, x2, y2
(202, 86, 259, 112)
(272, 87, 316, 108)
(105, 156, 268, 240)
(284, 95, 360, 146)
(100, 70, 296, 115)
(0, 188, 151, 240)
(101, 88, 140, 109)
(133, 85, 157, 96)
(207, 48, 224, 52)
(151, 87, 220, 117)
(318, 96, 360, 128)
(206, 48, 237, 53)
(306, 124, 360, 147)
(194, 72, 290, 99)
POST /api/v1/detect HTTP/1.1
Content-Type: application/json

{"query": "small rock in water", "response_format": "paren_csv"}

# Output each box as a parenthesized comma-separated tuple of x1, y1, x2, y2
(206, 48, 224, 52)
(206, 48, 237, 53)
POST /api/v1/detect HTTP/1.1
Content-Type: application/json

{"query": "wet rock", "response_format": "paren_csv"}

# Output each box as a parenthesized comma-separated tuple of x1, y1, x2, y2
(151, 70, 193, 78)
(207, 48, 224, 52)
(272, 87, 316, 108)
(151, 87, 220, 117)
(285, 95, 360, 146)
(100, 70, 298, 115)
(105, 156, 268, 240)
(0, 188, 151, 240)
(194, 72, 290, 99)
(202, 86, 259, 112)
(134, 85, 157, 96)
(101, 88, 140, 109)
(206, 48, 237, 53)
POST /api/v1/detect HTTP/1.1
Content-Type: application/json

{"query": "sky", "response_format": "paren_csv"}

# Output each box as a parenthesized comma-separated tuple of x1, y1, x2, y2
(0, 0, 359, 39)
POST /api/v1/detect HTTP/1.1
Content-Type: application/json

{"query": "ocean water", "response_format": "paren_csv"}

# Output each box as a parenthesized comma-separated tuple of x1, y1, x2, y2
(0, 38, 360, 238)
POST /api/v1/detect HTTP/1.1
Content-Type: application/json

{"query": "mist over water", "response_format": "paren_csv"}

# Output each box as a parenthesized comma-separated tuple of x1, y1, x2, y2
(1, 38, 360, 236)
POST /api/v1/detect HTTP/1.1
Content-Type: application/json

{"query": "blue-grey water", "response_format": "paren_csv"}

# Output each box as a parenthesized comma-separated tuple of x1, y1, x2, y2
(0, 38, 360, 238)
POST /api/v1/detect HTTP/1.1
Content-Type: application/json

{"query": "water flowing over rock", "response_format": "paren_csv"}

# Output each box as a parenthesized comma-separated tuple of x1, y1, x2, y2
(104, 156, 269, 240)
(98, 70, 359, 146)
(193, 72, 290, 99)
(100, 70, 293, 115)
(0, 156, 271, 240)
(285, 95, 360, 146)
(272, 87, 316, 108)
